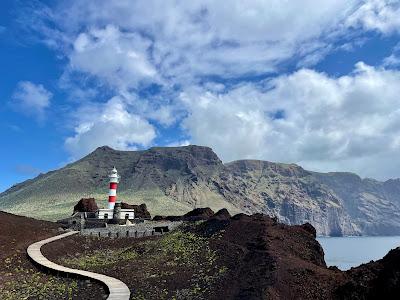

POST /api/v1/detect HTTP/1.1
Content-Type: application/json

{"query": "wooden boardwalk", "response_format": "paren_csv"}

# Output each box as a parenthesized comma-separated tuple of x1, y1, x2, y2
(27, 231, 130, 300)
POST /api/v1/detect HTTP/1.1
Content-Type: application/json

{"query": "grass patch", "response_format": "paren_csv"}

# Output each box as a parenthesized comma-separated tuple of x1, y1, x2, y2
(57, 227, 228, 300)
(0, 252, 79, 300)
(60, 247, 138, 269)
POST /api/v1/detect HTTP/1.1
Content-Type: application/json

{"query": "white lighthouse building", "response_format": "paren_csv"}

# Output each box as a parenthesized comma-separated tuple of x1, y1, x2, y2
(108, 167, 120, 209)
(97, 167, 134, 221)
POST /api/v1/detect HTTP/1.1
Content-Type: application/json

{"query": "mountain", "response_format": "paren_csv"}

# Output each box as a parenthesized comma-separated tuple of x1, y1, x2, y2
(1, 145, 400, 236)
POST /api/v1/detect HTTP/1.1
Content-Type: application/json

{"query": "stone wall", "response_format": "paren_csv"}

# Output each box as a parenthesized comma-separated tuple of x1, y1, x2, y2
(80, 221, 182, 238)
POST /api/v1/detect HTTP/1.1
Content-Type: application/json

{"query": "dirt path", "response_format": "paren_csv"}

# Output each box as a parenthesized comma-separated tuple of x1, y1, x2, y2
(27, 231, 130, 300)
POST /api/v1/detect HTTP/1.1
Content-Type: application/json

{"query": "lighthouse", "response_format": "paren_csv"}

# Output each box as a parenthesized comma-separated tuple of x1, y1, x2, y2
(108, 167, 120, 209)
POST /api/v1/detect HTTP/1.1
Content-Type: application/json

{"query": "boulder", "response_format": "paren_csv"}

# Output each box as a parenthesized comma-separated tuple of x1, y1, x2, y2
(298, 222, 317, 238)
(153, 207, 216, 222)
(121, 202, 151, 219)
(211, 208, 231, 220)
(73, 198, 98, 213)
(183, 207, 215, 220)
(153, 215, 183, 222)
(152, 215, 166, 221)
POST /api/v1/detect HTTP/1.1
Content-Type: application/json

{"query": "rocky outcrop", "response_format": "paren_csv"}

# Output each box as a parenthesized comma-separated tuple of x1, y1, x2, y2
(336, 247, 400, 299)
(212, 160, 361, 236)
(211, 208, 231, 220)
(72, 199, 151, 219)
(2, 145, 400, 236)
(183, 207, 215, 220)
(197, 214, 400, 299)
(153, 207, 231, 222)
(314, 172, 400, 235)
(121, 203, 151, 219)
(73, 198, 98, 213)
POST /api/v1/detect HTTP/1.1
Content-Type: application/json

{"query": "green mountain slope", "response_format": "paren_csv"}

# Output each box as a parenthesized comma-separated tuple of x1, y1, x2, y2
(2, 145, 400, 236)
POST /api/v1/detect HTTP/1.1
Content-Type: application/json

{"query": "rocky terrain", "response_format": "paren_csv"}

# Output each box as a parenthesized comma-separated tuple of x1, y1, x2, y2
(0, 211, 106, 299)
(1, 145, 400, 236)
(2, 209, 400, 299)
(42, 210, 400, 300)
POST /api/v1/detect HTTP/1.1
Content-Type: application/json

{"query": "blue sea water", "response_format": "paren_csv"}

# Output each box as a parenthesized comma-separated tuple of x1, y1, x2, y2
(317, 236, 400, 270)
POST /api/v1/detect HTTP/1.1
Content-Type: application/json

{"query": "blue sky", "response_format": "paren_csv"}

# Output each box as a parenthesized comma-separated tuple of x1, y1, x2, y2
(1, 0, 400, 192)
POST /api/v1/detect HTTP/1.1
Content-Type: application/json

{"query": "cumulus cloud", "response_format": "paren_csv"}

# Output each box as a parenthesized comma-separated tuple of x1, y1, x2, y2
(181, 63, 400, 179)
(383, 54, 400, 66)
(38, 0, 361, 84)
(383, 42, 400, 67)
(165, 140, 191, 147)
(346, 0, 400, 34)
(70, 25, 157, 91)
(11, 81, 52, 121)
(65, 97, 156, 159)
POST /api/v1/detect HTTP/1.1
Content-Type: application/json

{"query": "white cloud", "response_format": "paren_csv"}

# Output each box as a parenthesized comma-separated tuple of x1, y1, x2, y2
(383, 42, 400, 67)
(346, 0, 400, 34)
(70, 25, 157, 91)
(165, 140, 191, 147)
(11, 81, 52, 121)
(383, 53, 400, 66)
(181, 63, 400, 180)
(65, 97, 156, 159)
(39, 0, 361, 84)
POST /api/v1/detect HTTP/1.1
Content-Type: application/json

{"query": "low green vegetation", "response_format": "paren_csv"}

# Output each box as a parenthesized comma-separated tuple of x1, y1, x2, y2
(1, 252, 79, 300)
(60, 247, 138, 269)
(59, 226, 228, 300)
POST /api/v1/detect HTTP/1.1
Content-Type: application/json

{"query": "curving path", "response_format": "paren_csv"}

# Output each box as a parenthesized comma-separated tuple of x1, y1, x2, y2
(27, 231, 130, 300)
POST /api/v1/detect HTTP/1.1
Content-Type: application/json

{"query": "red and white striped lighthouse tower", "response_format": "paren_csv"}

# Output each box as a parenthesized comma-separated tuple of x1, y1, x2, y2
(108, 167, 120, 209)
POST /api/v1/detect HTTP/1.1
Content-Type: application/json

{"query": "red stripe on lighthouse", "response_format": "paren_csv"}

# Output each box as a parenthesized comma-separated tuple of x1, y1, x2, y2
(109, 182, 118, 189)
(109, 195, 116, 202)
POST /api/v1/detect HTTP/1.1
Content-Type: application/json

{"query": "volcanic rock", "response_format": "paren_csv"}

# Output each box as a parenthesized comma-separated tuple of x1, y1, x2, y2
(121, 202, 151, 219)
(73, 198, 98, 214)
(211, 208, 231, 220)
(297, 222, 317, 238)
(183, 207, 215, 220)
(35, 210, 400, 299)
(336, 247, 400, 299)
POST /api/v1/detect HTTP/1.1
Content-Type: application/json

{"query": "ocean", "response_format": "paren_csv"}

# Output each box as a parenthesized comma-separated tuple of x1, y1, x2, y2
(317, 236, 400, 270)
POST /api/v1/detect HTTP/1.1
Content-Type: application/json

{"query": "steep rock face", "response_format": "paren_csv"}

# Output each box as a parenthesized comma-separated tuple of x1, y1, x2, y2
(212, 160, 360, 236)
(1, 145, 400, 236)
(315, 172, 400, 235)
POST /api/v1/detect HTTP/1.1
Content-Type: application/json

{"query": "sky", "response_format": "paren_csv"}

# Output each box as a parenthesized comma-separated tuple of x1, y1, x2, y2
(1, 0, 400, 192)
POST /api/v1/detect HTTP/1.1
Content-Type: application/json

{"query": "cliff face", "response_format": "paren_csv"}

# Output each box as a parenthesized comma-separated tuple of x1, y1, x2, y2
(314, 173, 400, 235)
(1, 145, 400, 236)
(212, 160, 360, 236)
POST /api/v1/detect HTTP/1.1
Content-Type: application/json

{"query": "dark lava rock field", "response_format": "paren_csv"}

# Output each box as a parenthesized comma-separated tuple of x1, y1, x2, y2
(43, 210, 400, 300)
